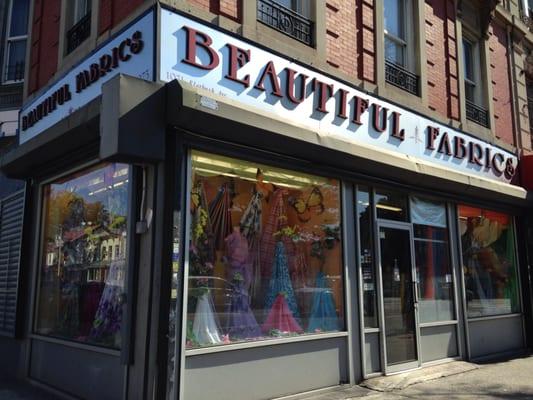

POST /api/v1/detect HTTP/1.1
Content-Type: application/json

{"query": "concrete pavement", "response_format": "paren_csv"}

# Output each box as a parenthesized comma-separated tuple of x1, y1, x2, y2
(298, 354, 533, 400)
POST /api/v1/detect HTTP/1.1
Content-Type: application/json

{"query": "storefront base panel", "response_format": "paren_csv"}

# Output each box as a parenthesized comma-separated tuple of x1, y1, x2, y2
(469, 316, 524, 359)
(184, 338, 348, 400)
(0, 336, 22, 378)
(364, 333, 381, 374)
(420, 325, 458, 363)
(29, 339, 123, 400)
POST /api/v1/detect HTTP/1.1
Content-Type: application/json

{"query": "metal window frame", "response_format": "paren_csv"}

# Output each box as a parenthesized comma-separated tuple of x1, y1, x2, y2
(27, 160, 135, 357)
(2, 0, 28, 84)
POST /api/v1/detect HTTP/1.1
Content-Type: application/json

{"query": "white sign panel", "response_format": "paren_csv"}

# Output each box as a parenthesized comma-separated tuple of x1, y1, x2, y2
(159, 10, 518, 183)
(19, 11, 155, 144)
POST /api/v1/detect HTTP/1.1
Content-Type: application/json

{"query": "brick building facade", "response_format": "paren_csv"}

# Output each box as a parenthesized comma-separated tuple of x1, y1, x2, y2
(2, 1, 533, 399)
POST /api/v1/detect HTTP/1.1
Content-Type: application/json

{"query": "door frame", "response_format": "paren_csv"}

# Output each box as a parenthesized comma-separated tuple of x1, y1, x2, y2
(376, 220, 422, 374)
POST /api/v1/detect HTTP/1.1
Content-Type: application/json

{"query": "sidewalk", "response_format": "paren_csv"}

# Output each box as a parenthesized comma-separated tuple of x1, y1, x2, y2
(298, 353, 533, 400)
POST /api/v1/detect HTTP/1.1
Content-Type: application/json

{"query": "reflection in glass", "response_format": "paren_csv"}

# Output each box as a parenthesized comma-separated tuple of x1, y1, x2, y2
(357, 186, 377, 328)
(375, 189, 408, 221)
(380, 227, 417, 365)
(411, 197, 454, 323)
(186, 151, 344, 349)
(459, 206, 520, 318)
(36, 164, 129, 348)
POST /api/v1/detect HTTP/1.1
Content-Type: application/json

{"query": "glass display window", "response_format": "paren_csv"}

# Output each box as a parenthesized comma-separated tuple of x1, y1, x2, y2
(35, 163, 130, 349)
(185, 151, 345, 349)
(458, 205, 520, 318)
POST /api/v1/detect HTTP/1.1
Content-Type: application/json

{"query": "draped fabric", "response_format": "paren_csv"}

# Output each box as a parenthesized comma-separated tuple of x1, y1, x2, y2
(209, 183, 233, 251)
(192, 292, 223, 345)
(264, 242, 299, 318)
(307, 272, 339, 332)
(262, 294, 303, 334)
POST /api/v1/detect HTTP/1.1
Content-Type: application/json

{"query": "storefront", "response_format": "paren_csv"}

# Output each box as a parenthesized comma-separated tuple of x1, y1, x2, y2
(1, 5, 531, 400)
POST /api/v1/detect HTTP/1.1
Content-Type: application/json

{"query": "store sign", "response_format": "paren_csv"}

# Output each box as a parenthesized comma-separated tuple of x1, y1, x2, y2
(159, 10, 518, 183)
(19, 11, 154, 144)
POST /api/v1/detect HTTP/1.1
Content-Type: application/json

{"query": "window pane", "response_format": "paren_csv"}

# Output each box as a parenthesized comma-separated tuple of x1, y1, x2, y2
(5, 40, 26, 81)
(459, 206, 520, 318)
(384, 0, 404, 39)
(36, 164, 130, 349)
(357, 187, 378, 328)
(9, 0, 29, 37)
(463, 40, 474, 81)
(375, 189, 408, 221)
(465, 82, 476, 103)
(385, 37, 405, 65)
(186, 151, 344, 349)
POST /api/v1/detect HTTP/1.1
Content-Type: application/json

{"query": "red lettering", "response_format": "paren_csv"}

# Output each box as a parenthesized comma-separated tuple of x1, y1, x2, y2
(391, 111, 405, 140)
(352, 95, 368, 125)
(182, 26, 220, 70)
(373, 104, 388, 133)
(226, 44, 250, 87)
(468, 142, 483, 166)
(427, 126, 440, 150)
(285, 68, 308, 104)
(130, 31, 144, 54)
(337, 88, 349, 119)
(453, 136, 466, 159)
(314, 79, 334, 113)
(491, 153, 505, 174)
(255, 61, 283, 97)
(437, 132, 452, 155)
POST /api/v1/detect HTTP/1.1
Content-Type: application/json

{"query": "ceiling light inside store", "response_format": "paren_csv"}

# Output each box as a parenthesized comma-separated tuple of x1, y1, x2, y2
(376, 204, 403, 212)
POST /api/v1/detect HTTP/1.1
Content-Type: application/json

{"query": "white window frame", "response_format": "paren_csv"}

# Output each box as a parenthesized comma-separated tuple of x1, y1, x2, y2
(2, 0, 28, 84)
(462, 35, 483, 107)
(275, 0, 311, 18)
(383, 0, 415, 71)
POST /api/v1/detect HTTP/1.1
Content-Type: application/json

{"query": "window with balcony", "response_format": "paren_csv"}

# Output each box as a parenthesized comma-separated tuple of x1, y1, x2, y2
(527, 80, 533, 134)
(66, 0, 92, 54)
(2, 0, 29, 83)
(383, 0, 419, 96)
(257, 0, 313, 46)
(462, 37, 489, 127)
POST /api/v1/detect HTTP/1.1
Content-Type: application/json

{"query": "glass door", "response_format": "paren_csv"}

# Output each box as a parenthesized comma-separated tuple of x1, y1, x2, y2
(378, 222, 420, 372)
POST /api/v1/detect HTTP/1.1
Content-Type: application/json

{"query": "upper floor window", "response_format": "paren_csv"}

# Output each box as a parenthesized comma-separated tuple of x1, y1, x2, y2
(66, 0, 92, 54)
(462, 36, 489, 127)
(527, 79, 533, 134)
(383, 0, 419, 96)
(3, 0, 29, 83)
(257, 0, 313, 47)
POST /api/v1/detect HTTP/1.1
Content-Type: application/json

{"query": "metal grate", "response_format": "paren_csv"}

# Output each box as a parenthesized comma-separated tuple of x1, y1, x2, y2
(0, 92, 22, 108)
(257, 0, 313, 46)
(466, 99, 490, 128)
(5, 62, 25, 82)
(66, 12, 91, 54)
(0, 189, 25, 337)
(385, 60, 419, 96)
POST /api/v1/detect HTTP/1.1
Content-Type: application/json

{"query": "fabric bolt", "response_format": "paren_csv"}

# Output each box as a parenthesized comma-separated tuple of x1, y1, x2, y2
(260, 189, 293, 279)
(307, 272, 339, 333)
(240, 191, 263, 242)
(225, 281, 261, 339)
(262, 293, 303, 334)
(225, 229, 252, 291)
(264, 241, 300, 318)
(209, 183, 233, 251)
(192, 292, 223, 345)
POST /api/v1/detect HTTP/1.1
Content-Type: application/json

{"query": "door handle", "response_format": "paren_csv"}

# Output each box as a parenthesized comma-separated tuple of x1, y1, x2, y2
(413, 280, 419, 304)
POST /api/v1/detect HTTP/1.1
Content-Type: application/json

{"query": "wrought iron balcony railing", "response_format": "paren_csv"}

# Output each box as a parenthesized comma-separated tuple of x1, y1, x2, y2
(0, 92, 22, 109)
(385, 60, 419, 96)
(520, 9, 533, 31)
(257, 0, 313, 47)
(466, 99, 490, 128)
(528, 98, 533, 134)
(4, 61, 24, 82)
(66, 12, 91, 54)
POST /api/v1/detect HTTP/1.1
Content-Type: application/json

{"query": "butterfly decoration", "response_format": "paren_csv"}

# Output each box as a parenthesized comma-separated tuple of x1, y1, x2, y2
(289, 186, 325, 222)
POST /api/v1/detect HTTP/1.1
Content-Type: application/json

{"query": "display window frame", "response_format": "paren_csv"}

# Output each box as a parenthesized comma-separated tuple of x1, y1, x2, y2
(29, 160, 137, 357)
(356, 185, 464, 378)
(456, 204, 524, 322)
(175, 144, 350, 358)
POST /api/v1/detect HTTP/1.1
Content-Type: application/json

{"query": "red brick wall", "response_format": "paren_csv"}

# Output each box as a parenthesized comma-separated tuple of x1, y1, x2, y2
(99, 0, 145, 35)
(325, 1, 357, 77)
(358, 0, 375, 83)
(425, 0, 459, 121)
(186, 0, 241, 22)
(28, 0, 61, 95)
(488, 23, 514, 146)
